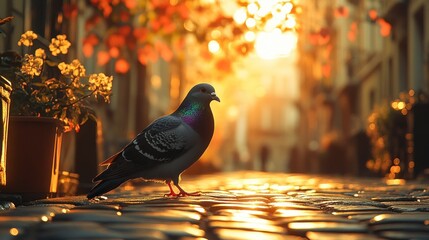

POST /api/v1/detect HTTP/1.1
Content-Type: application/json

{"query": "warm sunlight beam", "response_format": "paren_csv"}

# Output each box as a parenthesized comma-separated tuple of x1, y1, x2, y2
(255, 30, 297, 59)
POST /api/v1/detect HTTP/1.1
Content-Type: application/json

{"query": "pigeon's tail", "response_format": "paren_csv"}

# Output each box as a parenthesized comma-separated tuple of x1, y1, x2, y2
(87, 178, 126, 199)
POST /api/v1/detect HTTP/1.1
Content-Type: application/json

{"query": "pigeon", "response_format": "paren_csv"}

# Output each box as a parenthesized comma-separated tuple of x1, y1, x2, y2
(87, 83, 220, 199)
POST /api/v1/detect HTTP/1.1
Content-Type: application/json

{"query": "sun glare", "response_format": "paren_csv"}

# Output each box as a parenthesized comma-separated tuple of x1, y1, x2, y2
(233, 7, 247, 24)
(230, 0, 299, 59)
(208, 40, 221, 53)
(255, 30, 297, 59)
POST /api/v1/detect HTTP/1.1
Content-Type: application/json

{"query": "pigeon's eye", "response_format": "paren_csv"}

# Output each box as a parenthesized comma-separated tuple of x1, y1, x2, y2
(200, 88, 207, 93)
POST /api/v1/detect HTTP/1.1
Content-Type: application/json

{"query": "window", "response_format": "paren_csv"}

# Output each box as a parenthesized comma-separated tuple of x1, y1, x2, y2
(399, 38, 409, 92)
(30, 0, 64, 39)
(412, 7, 424, 90)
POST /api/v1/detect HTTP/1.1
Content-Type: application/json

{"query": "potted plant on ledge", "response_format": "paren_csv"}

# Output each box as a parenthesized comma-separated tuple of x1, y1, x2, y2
(0, 30, 113, 201)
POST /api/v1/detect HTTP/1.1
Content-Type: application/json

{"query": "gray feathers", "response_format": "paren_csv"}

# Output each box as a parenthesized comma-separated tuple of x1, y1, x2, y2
(87, 83, 220, 199)
(122, 116, 192, 163)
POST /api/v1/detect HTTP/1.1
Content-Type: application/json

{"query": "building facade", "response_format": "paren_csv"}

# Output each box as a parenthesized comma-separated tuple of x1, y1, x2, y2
(296, 0, 429, 176)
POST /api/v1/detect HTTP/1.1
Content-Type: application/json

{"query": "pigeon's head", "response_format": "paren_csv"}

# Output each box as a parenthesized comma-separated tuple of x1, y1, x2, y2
(188, 83, 220, 103)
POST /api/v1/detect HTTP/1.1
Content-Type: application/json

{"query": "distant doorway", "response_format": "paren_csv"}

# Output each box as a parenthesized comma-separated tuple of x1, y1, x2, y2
(260, 145, 270, 172)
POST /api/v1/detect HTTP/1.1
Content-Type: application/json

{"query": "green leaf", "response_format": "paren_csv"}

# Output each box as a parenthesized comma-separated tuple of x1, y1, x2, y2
(80, 114, 89, 125)
(31, 82, 46, 87)
(45, 60, 58, 67)
(88, 112, 97, 122)
(60, 108, 67, 121)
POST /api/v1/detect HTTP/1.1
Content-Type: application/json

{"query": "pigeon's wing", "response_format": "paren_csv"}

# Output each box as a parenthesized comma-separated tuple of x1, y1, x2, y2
(93, 115, 197, 182)
(121, 115, 196, 164)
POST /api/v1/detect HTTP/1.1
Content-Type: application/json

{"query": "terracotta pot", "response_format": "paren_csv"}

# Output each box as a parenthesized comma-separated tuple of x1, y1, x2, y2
(2, 116, 65, 201)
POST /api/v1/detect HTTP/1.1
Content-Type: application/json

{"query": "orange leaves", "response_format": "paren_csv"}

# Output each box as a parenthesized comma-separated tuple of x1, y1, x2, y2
(368, 9, 378, 21)
(90, 0, 136, 16)
(200, 49, 212, 61)
(334, 6, 349, 18)
(133, 27, 148, 42)
(97, 51, 110, 66)
(115, 58, 130, 74)
(63, 3, 78, 19)
(341, 9, 391, 44)
(138, 45, 157, 65)
(162, 20, 177, 34)
(310, 8, 391, 47)
(85, 15, 100, 31)
(347, 22, 358, 42)
(147, 0, 189, 34)
(318, 28, 330, 44)
(84, 34, 99, 46)
(309, 28, 331, 46)
(84, 0, 195, 74)
(137, 41, 173, 65)
(173, 36, 186, 51)
(109, 47, 120, 58)
(322, 63, 331, 79)
(91, 0, 112, 17)
(123, 0, 137, 10)
(118, 25, 131, 36)
(155, 41, 173, 62)
(367, 9, 391, 37)
(216, 58, 232, 72)
(150, 16, 176, 34)
(83, 44, 94, 58)
(175, 2, 190, 19)
(377, 18, 391, 37)
(83, 34, 99, 57)
(107, 34, 126, 49)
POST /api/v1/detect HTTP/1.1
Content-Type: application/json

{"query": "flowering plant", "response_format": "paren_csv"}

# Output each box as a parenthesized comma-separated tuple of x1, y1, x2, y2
(2, 30, 113, 131)
(366, 90, 426, 179)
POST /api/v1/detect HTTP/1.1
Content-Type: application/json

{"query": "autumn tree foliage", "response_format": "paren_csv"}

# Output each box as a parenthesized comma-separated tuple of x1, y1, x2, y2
(82, 0, 251, 74)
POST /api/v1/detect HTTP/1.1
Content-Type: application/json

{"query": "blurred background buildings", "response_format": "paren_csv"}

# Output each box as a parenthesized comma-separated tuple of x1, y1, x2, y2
(1, 0, 428, 189)
(295, 0, 429, 179)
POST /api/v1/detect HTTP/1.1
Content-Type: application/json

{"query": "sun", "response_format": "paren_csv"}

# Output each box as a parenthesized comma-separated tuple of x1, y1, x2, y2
(255, 30, 298, 59)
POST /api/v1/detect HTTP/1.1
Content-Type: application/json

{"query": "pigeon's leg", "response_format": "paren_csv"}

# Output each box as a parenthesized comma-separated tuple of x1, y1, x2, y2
(175, 184, 201, 197)
(164, 180, 178, 197)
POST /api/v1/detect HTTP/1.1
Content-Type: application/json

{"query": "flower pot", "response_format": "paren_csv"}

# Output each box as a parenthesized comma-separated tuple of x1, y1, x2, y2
(1, 116, 65, 201)
(0, 75, 12, 187)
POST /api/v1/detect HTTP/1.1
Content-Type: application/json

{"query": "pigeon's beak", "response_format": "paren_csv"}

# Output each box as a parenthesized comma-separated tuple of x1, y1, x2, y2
(211, 92, 220, 102)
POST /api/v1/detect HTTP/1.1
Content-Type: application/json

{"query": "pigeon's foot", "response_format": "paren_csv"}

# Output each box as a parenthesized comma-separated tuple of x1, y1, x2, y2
(164, 180, 201, 197)
(164, 180, 178, 197)
(164, 192, 178, 197)
(164, 190, 201, 198)
(176, 184, 201, 197)
(177, 191, 201, 197)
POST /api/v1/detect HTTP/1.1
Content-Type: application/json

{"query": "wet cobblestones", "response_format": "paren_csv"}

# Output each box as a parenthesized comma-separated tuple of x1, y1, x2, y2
(1, 171, 429, 239)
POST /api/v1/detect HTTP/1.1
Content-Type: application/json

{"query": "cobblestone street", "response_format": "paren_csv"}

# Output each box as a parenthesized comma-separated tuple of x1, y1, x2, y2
(1, 171, 429, 239)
